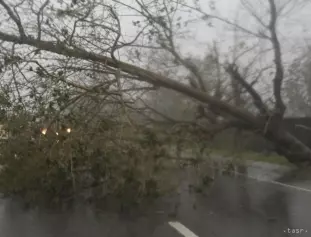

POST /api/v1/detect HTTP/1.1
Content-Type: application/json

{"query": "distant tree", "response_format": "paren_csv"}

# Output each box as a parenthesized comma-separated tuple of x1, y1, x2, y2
(285, 47, 311, 116)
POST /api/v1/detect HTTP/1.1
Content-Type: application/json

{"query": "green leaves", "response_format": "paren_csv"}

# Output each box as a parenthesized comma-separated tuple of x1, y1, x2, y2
(0, 93, 11, 108)
(36, 67, 45, 77)
(0, 115, 173, 207)
(56, 8, 76, 18)
(3, 55, 22, 66)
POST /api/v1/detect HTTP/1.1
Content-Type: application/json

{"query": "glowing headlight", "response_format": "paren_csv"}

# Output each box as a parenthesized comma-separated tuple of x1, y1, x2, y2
(41, 128, 47, 135)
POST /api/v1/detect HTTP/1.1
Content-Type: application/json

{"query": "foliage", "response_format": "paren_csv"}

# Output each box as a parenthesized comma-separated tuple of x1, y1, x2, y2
(0, 0, 309, 204)
(0, 112, 175, 207)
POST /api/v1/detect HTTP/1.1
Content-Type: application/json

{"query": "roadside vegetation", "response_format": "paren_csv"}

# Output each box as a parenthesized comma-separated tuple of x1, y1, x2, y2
(0, 112, 178, 207)
(210, 149, 290, 166)
(0, 0, 309, 209)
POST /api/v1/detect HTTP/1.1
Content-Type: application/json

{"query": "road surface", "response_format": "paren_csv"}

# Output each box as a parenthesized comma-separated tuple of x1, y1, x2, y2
(0, 163, 310, 237)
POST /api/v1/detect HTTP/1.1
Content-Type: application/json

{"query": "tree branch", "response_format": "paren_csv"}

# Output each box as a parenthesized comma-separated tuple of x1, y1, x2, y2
(173, 0, 270, 40)
(0, 0, 25, 38)
(225, 63, 268, 115)
(268, 0, 286, 117)
(0, 31, 261, 126)
(36, 0, 50, 41)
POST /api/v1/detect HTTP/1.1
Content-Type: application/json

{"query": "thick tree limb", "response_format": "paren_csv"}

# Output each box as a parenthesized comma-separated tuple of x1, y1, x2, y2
(0, 32, 261, 127)
(268, 0, 286, 116)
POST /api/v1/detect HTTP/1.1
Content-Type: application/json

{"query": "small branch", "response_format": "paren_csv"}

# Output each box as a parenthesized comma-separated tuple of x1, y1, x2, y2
(36, 0, 50, 41)
(29, 60, 118, 95)
(0, 0, 25, 38)
(173, 0, 270, 40)
(241, 0, 268, 29)
(69, 6, 92, 45)
(135, 0, 207, 93)
(45, 93, 86, 132)
(108, 6, 134, 126)
(110, 7, 121, 63)
(226, 63, 268, 115)
(211, 42, 223, 99)
(117, 24, 149, 49)
(248, 66, 273, 87)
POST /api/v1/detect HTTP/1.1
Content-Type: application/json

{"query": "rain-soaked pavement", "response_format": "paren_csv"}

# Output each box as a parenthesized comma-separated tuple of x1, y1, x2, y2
(0, 162, 310, 237)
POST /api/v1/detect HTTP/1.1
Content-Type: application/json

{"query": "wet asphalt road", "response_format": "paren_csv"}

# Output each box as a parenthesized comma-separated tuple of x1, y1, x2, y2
(0, 164, 311, 237)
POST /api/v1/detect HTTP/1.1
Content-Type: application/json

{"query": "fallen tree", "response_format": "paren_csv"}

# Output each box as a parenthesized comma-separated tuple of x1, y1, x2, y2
(0, 0, 310, 165)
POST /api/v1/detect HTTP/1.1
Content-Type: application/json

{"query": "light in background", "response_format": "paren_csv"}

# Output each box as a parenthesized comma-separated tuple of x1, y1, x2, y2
(41, 128, 47, 135)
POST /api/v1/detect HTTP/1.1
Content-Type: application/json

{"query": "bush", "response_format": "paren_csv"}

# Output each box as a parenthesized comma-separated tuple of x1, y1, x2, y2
(0, 117, 174, 208)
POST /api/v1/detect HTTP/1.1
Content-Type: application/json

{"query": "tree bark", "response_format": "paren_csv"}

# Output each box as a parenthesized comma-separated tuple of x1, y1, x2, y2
(264, 128, 311, 166)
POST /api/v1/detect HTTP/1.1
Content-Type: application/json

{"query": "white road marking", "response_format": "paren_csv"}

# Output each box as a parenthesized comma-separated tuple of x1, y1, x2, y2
(239, 173, 311, 194)
(208, 162, 311, 194)
(168, 221, 199, 237)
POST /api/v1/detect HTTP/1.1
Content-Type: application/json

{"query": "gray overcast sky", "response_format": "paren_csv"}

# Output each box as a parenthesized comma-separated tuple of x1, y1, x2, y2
(2, 0, 311, 87)
(113, 0, 311, 100)
(183, 0, 311, 58)
(1, 0, 310, 62)
(118, 0, 311, 64)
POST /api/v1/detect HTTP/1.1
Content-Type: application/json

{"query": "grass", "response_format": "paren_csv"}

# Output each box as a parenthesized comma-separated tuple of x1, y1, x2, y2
(209, 148, 292, 166)
(169, 141, 292, 166)
(167, 143, 292, 166)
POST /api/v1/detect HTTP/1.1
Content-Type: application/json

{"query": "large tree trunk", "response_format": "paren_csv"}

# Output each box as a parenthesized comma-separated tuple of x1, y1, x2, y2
(260, 126, 311, 166)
